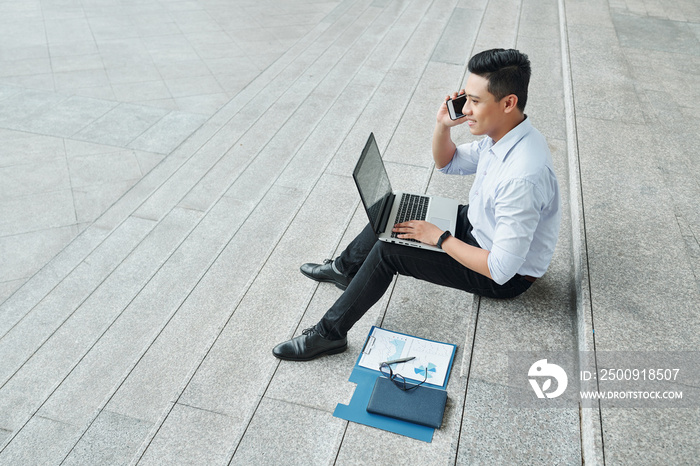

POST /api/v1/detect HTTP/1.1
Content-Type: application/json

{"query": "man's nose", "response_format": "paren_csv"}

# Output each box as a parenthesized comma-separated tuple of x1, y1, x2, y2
(462, 100, 473, 115)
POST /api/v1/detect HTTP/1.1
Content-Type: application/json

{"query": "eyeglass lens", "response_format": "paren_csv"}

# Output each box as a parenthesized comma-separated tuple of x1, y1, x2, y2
(380, 363, 428, 391)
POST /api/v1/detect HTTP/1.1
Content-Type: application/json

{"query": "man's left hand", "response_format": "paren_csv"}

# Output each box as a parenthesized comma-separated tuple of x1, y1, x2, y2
(392, 221, 443, 246)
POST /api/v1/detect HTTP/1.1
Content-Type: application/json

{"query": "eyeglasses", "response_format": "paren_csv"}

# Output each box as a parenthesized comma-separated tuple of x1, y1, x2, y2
(379, 362, 428, 391)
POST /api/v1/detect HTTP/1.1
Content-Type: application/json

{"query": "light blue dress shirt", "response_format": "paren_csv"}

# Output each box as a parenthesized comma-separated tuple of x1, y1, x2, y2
(438, 117, 561, 285)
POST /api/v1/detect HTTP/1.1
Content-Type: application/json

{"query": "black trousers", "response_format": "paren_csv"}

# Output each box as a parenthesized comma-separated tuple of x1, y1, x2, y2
(316, 205, 533, 340)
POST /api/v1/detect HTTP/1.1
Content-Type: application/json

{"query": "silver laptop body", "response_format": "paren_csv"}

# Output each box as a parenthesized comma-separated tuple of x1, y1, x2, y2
(353, 133, 459, 253)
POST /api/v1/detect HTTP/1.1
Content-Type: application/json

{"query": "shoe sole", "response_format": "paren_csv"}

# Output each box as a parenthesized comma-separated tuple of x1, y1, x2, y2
(272, 344, 348, 362)
(299, 270, 348, 291)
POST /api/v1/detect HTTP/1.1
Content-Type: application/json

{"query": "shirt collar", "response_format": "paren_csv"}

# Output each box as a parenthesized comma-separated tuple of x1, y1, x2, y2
(489, 115, 532, 161)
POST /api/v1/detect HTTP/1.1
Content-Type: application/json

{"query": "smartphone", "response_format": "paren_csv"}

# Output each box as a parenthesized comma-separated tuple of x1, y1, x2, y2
(446, 94, 467, 120)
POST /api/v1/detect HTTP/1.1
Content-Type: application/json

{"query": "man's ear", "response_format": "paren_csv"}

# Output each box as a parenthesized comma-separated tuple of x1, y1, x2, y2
(502, 94, 519, 113)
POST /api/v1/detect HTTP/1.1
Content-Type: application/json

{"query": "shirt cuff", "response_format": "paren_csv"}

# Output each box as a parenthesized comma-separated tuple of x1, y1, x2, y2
(487, 244, 525, 285)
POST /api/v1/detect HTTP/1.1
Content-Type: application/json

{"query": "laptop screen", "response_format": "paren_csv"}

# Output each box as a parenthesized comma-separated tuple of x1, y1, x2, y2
(353, 133, 392, 233)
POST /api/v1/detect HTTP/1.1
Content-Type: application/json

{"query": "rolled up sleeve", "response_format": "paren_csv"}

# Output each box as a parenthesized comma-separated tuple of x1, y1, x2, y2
(487, 179, 543, 285)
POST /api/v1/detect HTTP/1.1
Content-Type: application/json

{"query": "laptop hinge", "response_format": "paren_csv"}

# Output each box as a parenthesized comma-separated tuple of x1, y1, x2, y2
(377, 193, 395, 235)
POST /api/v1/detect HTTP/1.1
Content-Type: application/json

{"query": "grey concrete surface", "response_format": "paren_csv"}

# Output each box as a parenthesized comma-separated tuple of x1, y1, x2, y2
(1, 0, 699, 464)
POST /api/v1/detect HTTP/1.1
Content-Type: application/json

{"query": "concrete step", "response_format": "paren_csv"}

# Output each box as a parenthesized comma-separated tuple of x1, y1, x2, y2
(0, 0, 373, 369)
(7, 0, 696, 462)
(0, 0, 361, 335)
(0, 0, 467, 463)
(0, 0, 378, 456)
(564, 0, 700, 463)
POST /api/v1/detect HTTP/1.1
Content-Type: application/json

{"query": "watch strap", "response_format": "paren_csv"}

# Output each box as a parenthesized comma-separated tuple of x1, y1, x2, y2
(437, 230, 452, 249)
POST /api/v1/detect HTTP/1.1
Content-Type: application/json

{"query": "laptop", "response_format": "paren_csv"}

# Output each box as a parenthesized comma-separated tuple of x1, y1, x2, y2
(353, 133, 459, 253)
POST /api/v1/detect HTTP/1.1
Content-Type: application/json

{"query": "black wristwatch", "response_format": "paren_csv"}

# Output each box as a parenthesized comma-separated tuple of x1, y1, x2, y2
(437, 230, 452, 249)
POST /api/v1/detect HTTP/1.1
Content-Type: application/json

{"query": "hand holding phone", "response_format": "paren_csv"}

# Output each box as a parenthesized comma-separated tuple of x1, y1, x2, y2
(446, 93, 467, 120)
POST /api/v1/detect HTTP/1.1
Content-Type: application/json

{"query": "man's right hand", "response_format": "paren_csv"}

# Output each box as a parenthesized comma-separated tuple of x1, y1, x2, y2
(433, 90, 465, 169)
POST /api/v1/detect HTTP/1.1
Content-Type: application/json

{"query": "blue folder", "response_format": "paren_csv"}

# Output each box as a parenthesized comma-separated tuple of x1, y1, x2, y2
(333, 326, 456, 442)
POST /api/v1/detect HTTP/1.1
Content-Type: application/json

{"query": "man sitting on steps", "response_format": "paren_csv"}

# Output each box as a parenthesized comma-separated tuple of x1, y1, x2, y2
(273, 48, 561, 362)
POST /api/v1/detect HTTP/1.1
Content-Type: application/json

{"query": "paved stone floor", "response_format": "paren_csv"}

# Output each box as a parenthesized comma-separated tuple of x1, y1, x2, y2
(0, 0, 698, 464)
(0, 0, 334, 300)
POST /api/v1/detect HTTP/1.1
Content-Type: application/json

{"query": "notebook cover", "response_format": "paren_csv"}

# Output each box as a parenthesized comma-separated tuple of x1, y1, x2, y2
(366, 376, 447, 428)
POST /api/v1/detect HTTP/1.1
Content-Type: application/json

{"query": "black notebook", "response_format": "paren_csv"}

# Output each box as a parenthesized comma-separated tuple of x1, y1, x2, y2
(366, 376, 448, 428)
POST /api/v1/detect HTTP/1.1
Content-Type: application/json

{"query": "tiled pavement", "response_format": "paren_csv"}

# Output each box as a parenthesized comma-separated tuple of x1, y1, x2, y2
(0, 0, 699, 464)
(0, 0, 333, 299)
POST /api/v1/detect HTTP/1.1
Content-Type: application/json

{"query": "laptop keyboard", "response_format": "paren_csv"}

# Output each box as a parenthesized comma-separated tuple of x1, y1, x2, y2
(391, 193, 429, 241)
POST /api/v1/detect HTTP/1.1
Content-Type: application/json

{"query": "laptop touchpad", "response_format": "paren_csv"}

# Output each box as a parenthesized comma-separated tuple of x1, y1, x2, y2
(430, 217, 451, 231)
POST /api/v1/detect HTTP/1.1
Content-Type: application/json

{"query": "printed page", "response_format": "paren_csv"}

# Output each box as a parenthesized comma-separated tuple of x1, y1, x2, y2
(359, 327, 455, 387)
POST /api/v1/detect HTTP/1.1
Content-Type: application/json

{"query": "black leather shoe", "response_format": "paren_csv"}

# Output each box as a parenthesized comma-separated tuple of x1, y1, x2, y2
(272, 327, 348, 361)
(300, 259, 351, 290)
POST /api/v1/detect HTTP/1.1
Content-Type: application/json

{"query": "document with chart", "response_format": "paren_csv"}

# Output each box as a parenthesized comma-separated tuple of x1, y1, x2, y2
(359, 327, 456, 388)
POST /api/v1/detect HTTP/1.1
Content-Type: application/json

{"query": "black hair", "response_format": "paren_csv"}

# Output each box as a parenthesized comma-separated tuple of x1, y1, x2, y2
(468, 49, 531, 112)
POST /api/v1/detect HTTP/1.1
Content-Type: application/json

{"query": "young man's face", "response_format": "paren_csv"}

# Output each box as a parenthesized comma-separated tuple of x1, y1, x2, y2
(461, 73, 511, 142)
